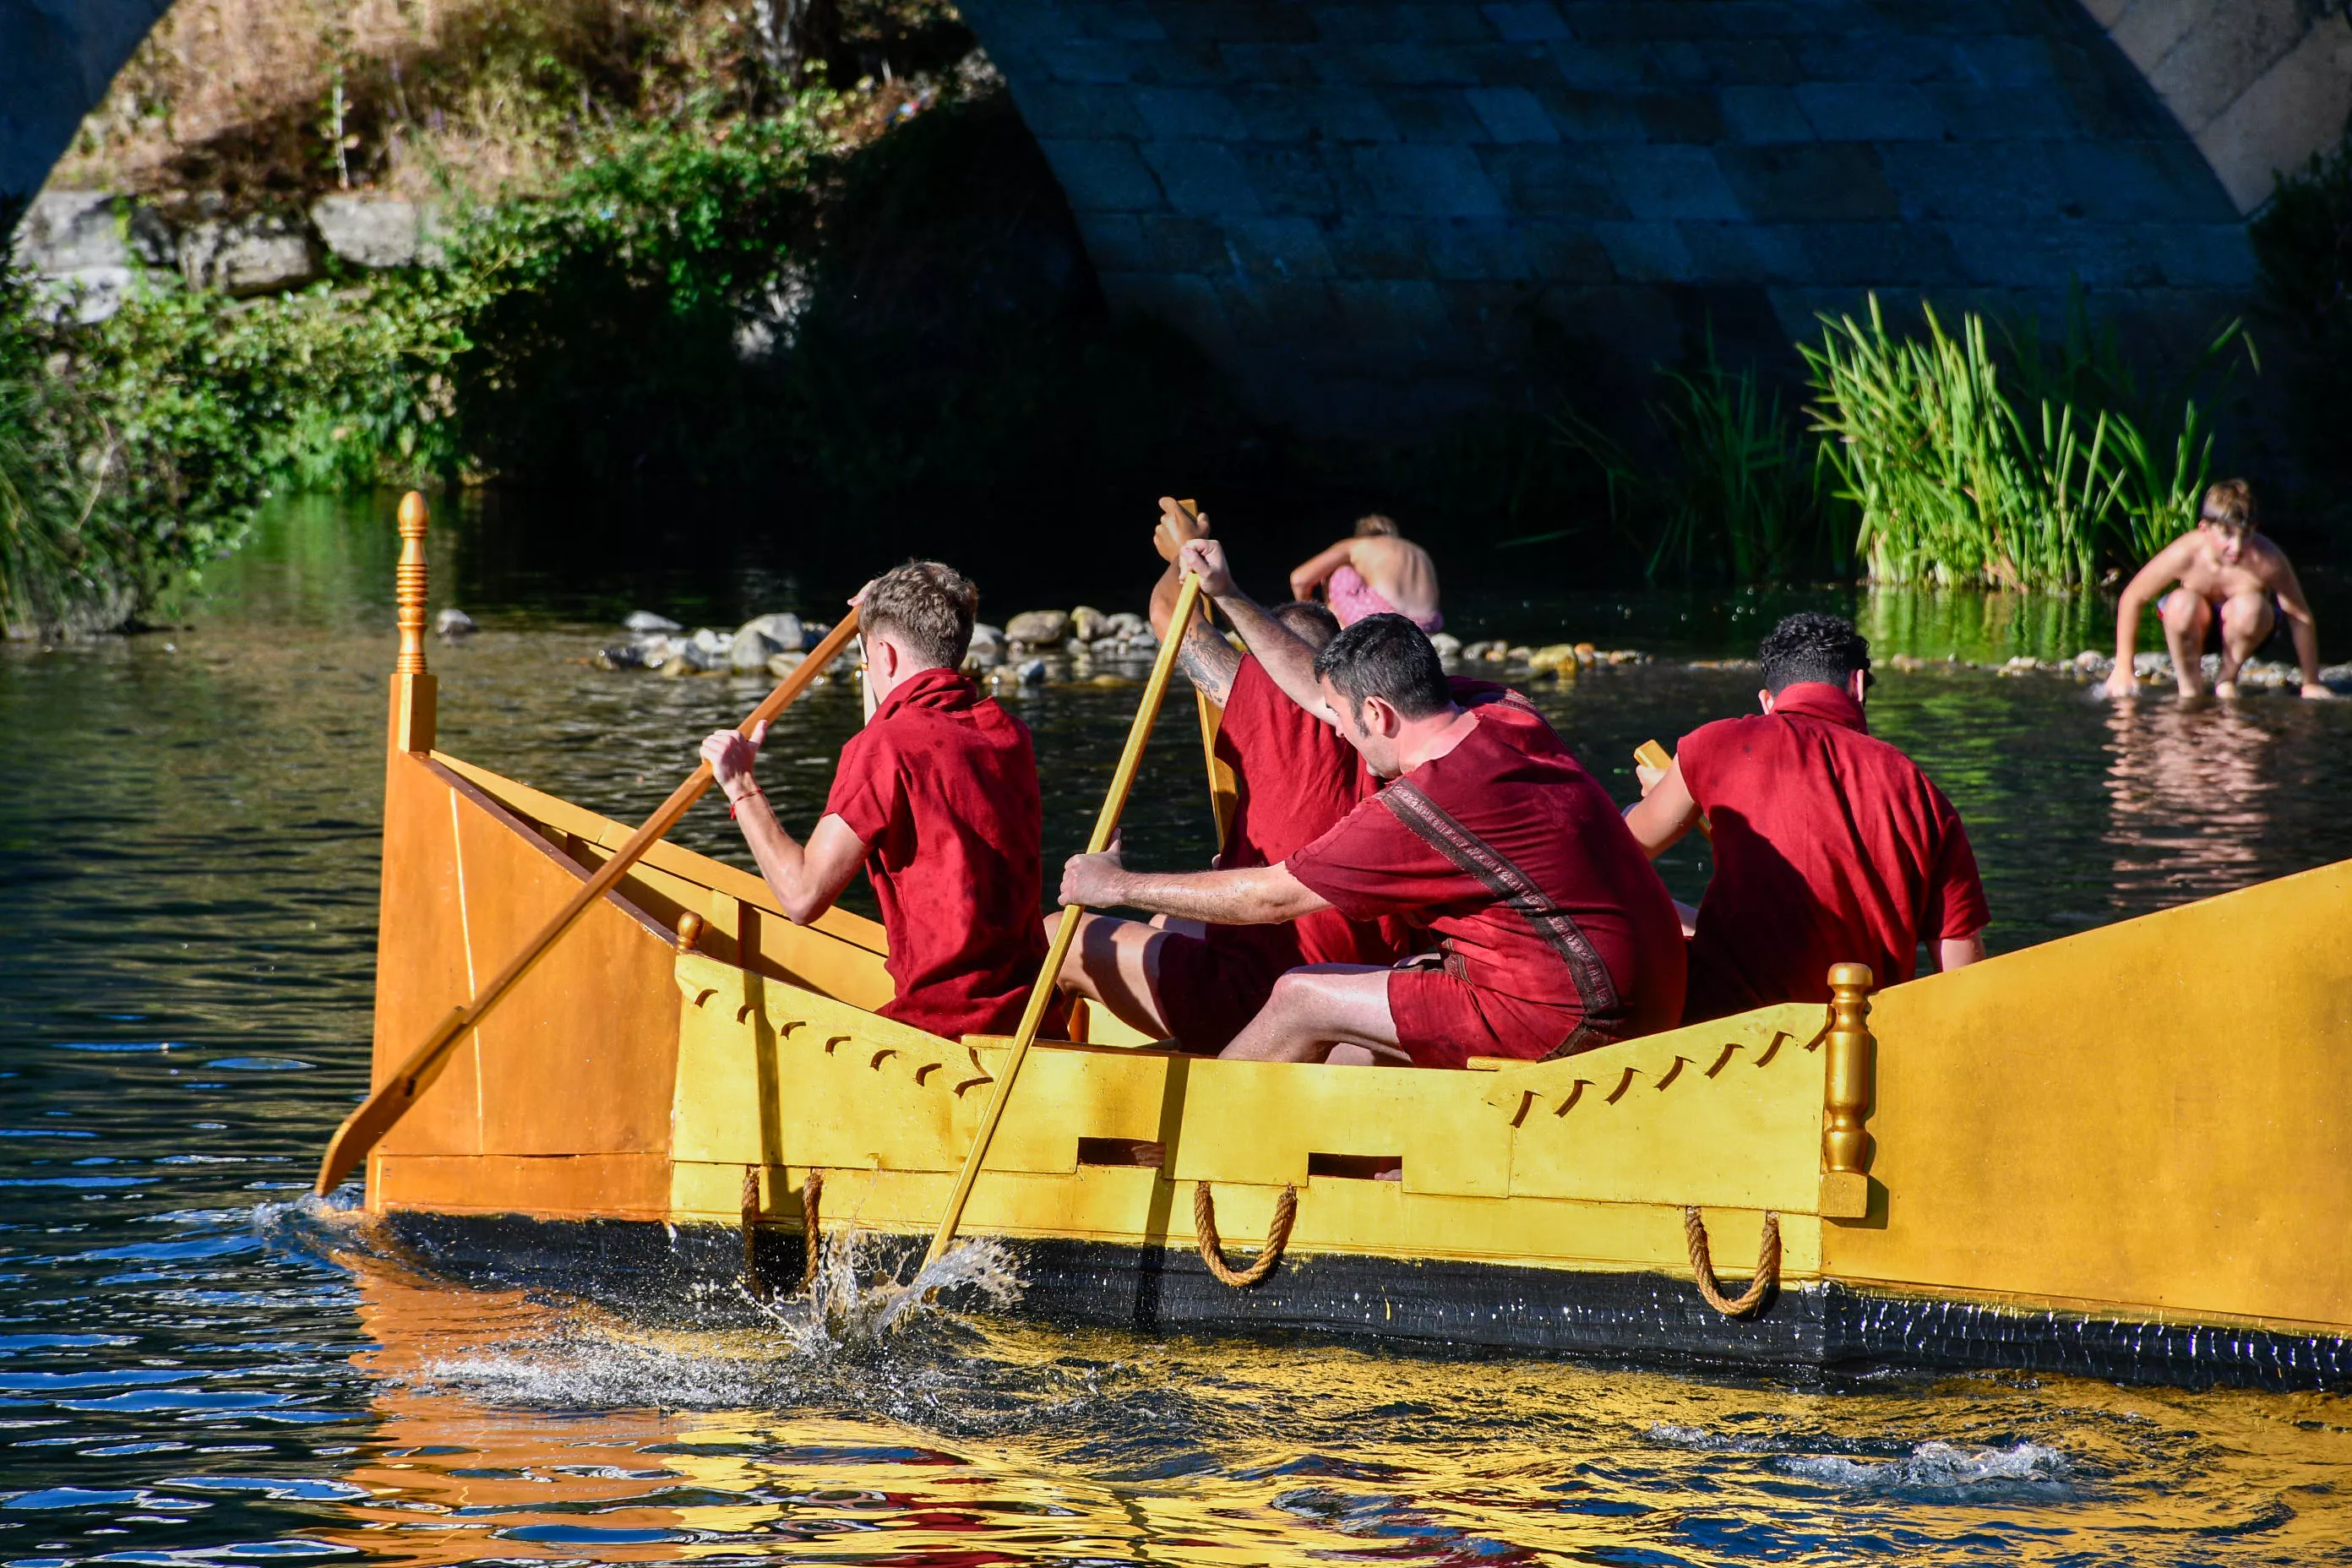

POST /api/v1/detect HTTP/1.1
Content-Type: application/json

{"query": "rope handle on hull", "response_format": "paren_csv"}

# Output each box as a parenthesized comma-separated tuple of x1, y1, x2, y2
(1683, 1206, 1780, 1318)
(739, 1168, 827, 1298)
(1194, 1182, 1297, 1288)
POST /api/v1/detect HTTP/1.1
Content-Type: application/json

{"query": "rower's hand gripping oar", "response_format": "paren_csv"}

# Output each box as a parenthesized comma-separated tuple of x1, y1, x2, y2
(920, 572, 1207, 1273)
(313, 610, 864, 1197)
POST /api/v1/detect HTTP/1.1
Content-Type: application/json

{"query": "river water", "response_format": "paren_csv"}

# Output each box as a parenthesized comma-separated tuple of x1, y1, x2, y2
(5, 493, 2352, 1565)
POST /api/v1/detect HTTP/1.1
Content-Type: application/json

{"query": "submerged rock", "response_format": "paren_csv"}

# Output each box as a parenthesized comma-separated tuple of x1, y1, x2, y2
(435, 607, 476, 637)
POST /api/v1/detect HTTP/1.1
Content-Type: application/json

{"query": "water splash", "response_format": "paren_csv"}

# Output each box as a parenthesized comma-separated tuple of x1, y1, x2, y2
(752, 1225, 1025, 1351)
(1780, 1440, 2075, 1495)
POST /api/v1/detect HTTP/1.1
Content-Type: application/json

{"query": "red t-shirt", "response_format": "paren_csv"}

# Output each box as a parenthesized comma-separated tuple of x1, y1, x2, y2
(1677, 682, 1990, 1021)
(1286, 685, 1685, 1056)
(825, 666, 1054, 1041)
(1210, 655, 1395, 968)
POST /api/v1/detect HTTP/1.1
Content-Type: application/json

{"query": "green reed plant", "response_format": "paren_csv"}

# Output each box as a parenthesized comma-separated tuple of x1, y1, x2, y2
(1804, 297, 2166, 589)
(1549, 336, 1838, 584)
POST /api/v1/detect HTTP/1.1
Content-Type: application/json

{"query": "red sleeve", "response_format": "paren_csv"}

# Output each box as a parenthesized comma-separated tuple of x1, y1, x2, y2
(1673, 719, 1727, 809)
(1925, 790, 1990, 940)
(821, 725, 895, 845)
(1283, 792, 1459, 919)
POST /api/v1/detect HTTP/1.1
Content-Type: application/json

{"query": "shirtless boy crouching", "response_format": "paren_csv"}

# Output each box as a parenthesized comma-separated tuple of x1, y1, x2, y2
(2104, 479, 2332, 701)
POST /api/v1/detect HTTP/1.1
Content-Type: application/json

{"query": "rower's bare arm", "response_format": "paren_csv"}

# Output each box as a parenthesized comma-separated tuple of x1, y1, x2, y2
(2106, 537, 2192, 697)
(1288, 540, 1353, 601)
(1150, 560, 1240, 705)
(2269, 557, 2334, 698)
(1059, 844, 1330, 927)
(1622, 759, 1702, 858)
(1937, 931, 1986, 972)
(702, 721, 868, 923)
(1180, 537, 1332, 721)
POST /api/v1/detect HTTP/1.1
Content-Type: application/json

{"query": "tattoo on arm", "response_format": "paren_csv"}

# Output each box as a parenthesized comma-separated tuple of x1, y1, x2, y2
(1176, 616, 1241, 705)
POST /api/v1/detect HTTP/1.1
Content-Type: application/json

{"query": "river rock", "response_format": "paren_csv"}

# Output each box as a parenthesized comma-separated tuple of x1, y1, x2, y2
(435, 608, 476, 637)
(766, 651, 808, 678)
(728, 624, 788, 672)
(738, 612, 806, 652)
(689, 627, 732, 658)
(1070, 606, 1109, 642)
(1015, 657, 1048, 686)
(658, 654, 700, 678)
(1527, 643, 1576, 672)
(625, 610, 682, 634)
(179, 214, 319, 297)
(1005, 610, 1069, 647)
(309, 196, 429, 269)
(1429, 632, 1462, 660)
(1106, 611, 1148, 638)
(596, 643, 651, 670)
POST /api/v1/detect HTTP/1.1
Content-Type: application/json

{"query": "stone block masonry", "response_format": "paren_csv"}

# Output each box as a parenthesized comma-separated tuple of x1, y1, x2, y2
(11, 0, 2349, 438)
(960, 0, 2338, 434)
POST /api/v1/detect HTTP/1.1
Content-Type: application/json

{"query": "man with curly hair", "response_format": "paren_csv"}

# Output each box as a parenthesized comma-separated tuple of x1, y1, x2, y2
(1624, 612, 1988, 1023)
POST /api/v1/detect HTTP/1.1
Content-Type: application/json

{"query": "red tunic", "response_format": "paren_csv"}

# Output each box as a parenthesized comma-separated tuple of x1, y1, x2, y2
(824, 665, 1057, 1042)
(1676, 682, 1990, 1022)
(1158, 656, 1397, 1052)
(1286, 686, 1685, 1067)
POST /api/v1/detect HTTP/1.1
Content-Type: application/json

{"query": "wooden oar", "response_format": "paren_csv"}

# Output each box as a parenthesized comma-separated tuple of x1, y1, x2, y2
(1162, 500, 1236, 848)
(313, 610, 864, 1196)
(920, 573, 1205, 1272)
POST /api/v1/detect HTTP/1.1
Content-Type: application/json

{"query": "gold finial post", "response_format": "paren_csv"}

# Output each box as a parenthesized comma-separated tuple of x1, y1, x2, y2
(395, 491, 430, 676)
(1819, 962, 1876, 1219)
(389, 491, 438, 753)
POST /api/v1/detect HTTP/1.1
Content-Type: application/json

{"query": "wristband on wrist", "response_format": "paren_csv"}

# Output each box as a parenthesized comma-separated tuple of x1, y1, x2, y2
(727, 784, 765, 819)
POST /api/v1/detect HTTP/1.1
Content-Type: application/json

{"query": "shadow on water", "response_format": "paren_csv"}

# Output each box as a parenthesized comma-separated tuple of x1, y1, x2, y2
(6, 492, 2352, 1565)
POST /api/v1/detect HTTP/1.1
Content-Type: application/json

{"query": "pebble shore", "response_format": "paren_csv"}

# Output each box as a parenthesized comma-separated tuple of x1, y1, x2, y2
(581, 609, 2352, 695)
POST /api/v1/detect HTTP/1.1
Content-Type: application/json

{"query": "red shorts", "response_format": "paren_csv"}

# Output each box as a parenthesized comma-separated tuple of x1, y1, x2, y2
(1386, 966, 1603, 1070)
(1153, 924, 1304, 1054)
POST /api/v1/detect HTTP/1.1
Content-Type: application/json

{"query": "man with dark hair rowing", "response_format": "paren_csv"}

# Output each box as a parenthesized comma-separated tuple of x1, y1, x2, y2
(1624, 612, 1988, 1024)
(1059, 536, 1684, 1067)
(700, 560, 1062, 1042)
(1054, 504, 1399, 1053)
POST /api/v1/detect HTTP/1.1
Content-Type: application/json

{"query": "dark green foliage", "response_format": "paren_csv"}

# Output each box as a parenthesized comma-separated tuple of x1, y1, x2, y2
(444, 108, 822, 487)
(1550, 335, 1839, 585)
(2251, 129, 2352, 505)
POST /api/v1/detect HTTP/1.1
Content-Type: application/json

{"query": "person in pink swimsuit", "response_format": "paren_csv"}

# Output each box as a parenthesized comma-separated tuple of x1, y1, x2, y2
(1290, 514, 1443, 633)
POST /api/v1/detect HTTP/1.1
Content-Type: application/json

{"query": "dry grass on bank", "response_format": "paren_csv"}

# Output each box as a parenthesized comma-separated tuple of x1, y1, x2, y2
(52, 0, 966, 211)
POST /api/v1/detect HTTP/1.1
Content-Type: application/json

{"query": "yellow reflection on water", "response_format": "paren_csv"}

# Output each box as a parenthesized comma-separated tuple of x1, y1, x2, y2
(317, 1259, 2352, 1566)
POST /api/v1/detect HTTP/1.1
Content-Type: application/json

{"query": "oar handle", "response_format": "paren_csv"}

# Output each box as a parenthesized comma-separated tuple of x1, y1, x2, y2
(314, 610, 863, 1196)
(922, 574, 1206, 1271)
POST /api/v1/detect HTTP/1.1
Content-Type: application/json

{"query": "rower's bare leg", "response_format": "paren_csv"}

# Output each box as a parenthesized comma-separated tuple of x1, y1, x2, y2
(2213, 591, 2275, 699)
(2159, 591, 2212, 699)
(1217, 966, 1412, 1064)
(1048, 912, 1173, 1039)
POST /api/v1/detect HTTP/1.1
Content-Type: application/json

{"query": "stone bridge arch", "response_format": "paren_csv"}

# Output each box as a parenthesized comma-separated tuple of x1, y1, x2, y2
(9, 0, 2351, 431)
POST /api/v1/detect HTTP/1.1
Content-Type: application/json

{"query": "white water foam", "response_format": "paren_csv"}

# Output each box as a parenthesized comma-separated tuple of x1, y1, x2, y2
(406, 1225, 1026, 1413)
(1780, 1440, 2074, 1494)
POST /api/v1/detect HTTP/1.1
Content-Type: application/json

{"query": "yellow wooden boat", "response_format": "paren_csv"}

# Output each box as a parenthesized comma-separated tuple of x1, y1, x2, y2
(346, 510, 2352, 1391)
